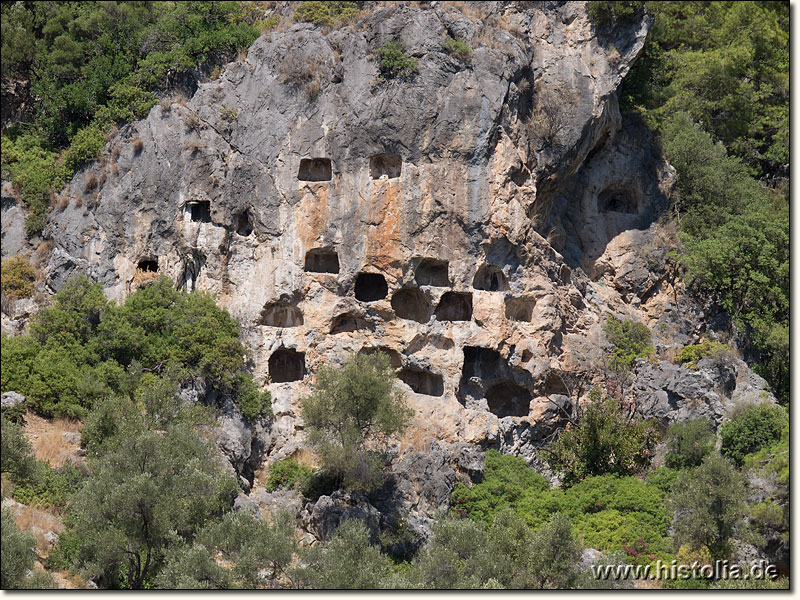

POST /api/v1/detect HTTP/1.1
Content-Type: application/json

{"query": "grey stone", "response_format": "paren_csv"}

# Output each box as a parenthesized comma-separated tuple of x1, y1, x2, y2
(1, 391, 25, 408)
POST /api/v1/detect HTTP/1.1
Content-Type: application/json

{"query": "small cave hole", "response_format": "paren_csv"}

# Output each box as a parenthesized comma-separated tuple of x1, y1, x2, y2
(598, 187, 639, 214)
(415, 258, 449, 287)
(189, 201, 212, 223)
(358, 346, 403, 369)
(398, 368, 444, 397)
(330, 312, 372, 334)
(505, 297, 535, 322)
(369, 153, 402, 179)
(269, 349, 306, 383)
(137, 259, 158, 273)
(391, 288, 432, 323)
(462, 346, 501, 380)
(473, 265, 509, 292)
(354, 272, 388, 302)
(260, 301, 303, 327)
(304, 249, 340, 274)
(236, 210, 253, 236)
(486, 382, 532, 418)
(298, 158, 332, 182)
(434, 291, 472, 322)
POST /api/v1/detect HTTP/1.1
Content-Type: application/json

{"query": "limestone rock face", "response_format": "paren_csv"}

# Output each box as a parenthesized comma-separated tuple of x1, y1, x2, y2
(10, 2, 774, 466)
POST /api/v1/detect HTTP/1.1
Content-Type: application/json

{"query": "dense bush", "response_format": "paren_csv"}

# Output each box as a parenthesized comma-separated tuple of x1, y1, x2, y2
(668, 452, 746, 560)
(0, 417, 38, 483)
(266, 458, 314, 493)
(374, 41, 418, 79)
(301, 352, 411, 492)
(603, 317, 653, 374)
(720, 403, 787, 467)
(1, 2, 260, 235)
(1, 276, 270, 421)
(1, 256, 36, 300)
(545, 387, 658, 485)
(674, 341, 729, 369)
(664, 418, 715, 469)
(588, 1, 644, 28)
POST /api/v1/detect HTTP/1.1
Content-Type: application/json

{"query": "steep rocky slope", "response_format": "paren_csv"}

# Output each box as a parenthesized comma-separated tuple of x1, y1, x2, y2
(1, 1, 776, 535)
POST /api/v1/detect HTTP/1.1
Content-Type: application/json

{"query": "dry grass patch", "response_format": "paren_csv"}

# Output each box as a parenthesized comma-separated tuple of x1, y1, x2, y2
(23, 413, 82, 469)
(13, 504, 64, 557)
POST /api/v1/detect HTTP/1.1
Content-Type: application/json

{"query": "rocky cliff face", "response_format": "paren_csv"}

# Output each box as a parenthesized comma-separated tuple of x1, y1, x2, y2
(3, 2, 775, 479)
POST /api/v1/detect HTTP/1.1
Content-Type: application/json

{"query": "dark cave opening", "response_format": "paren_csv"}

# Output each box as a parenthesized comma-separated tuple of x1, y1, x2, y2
(190, 201, 212, 223)
(473, 264, 509, 292)
(598, 187, 639, 214)
(434, 291, 472, 321)
(398, 368, 444, 397)
(298, 158, 332, 181)
(369, 153, 402, 179)
(269, 349, 306, 383)
(391, 288, 432, 323)
(137, 259, 158, 273)
(330, 312, 372, 334)
(304, 249, 340, 274)
(236, 210, 253, 236)
(505, 297, 535, 322)
(485, 381, 532, 418)
(415, 258, 450, 287)
(354, 272, 388, 302)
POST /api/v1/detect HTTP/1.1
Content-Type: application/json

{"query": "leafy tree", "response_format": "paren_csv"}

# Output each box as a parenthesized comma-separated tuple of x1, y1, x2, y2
(156, 510, 296, 589)
(664, 418, 715, 469)
(667, 452, 747, 561)
(720, 403, 787, 467)
(0, 416, 37, 483)
(545, 387, 658, 485)
(67, 423, 237, 589)
(301, 352, 412, 491)
(294, 519, 390, 589)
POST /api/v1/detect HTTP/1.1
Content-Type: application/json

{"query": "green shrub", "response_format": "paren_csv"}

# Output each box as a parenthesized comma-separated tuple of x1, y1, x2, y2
(374, 41, 418, 79)
(664, 418, 715, 469)
(293, 2, 359, 26)
(644, 466, 680, 494)
(603, 317, 653, 373)
(9, 463, 85, 509)
(442, 36, 472, 60)
(0, 417, 38, 483)
(266, 458, 314, 493)
(674, 341, 730, 369)
(720, 404, 787, 466)
(1, 507, 37, 588)
(545, 387, 659, 485)
(450, 449, 549, 524)
(1, 256, 36, 300)
(301, 352, 412, 492)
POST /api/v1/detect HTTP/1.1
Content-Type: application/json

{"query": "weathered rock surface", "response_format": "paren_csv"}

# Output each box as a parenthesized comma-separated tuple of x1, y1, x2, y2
(1, 1, 777, 516)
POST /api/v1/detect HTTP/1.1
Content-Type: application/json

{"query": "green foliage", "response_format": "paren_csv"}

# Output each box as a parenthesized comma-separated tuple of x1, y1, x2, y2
(9, 463, 85, 509)
(674, 341, 729, 369)
(2, 276, 268, 421)
(1, 507, 36, 589)
(0, 417, 37, 483)
(588, 1, 645, 29)
(156, 510, 296, 589)
(441, 36, 471, 60)
(644, 466, 679, 494)
(667, 452, 747, 560)
(603, 317, 653, 373)
(450, 449, 549, 524)
(720, 403, 787, 467)
(266, 458, 314, 493)
(294, 519, 391, 589)
(293, 2, 359, 27)
(1, 256, 36, 300)
(301, 352, 412, 492)
(374, 41, 418, 79)
(620, 2, 789, 402)
(66, 423, 238, 589)
(545, 387, 658, 485)
(664, 418, 715, 469)
(1, 1, 260, 236)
